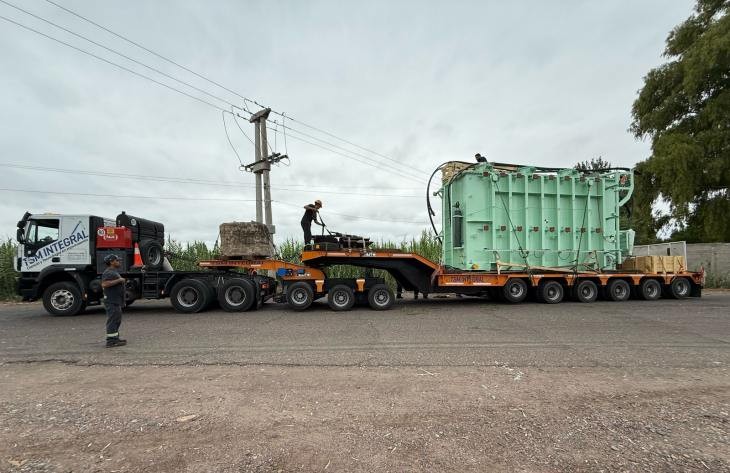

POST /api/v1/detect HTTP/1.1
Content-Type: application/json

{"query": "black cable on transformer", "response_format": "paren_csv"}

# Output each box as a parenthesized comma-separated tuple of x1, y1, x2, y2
(425, 161, 476, 243)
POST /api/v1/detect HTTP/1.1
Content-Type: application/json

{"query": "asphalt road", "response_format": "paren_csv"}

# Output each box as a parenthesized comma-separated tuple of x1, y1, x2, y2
(1, 293, 729, 472)
(1, 292, 728, 368)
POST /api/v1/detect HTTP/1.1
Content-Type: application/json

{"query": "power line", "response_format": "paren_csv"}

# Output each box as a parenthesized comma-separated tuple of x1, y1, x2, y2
(230, 109, 256, 146)
(43, 0, 252, 106)
(222, 111, 244, 164)
(267, 118, 425, 179)
(42, 0, 428, 177)
(260, 120, 425, 184)
(0, 0, 236, 111)
(0, 13, 226, 113)
(269, 109, 430, 176)
(0, 9, 420, 183)
(4, 3, 429, 184)
(0, 187, 256, 202)
(0, 188, 425, 224)
(0, 163, 423, 197)
(276, 201, 424, 225)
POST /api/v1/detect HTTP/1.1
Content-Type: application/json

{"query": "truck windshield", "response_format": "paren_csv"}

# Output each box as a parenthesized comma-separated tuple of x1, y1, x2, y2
(26, 219, 59, 247)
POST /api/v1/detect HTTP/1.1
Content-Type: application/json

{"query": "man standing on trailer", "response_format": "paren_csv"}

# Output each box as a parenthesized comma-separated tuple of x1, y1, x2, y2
(101, 254, 127, 348)
(301, 199, 323, 245)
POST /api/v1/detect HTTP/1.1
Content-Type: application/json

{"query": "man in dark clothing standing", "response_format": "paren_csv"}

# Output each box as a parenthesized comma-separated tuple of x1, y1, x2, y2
(101, 254, 127, 347)
(301, 199, 323, 245)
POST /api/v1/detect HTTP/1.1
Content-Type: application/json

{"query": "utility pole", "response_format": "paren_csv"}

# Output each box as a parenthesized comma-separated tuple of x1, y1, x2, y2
(242, 108, 288, 236)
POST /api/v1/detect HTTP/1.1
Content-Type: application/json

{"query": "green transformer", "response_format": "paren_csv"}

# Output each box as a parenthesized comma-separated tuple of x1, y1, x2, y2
(440, 163, 635, 271)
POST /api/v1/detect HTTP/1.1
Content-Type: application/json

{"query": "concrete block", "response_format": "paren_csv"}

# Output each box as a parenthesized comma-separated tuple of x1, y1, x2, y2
(219, 221, 273, 259)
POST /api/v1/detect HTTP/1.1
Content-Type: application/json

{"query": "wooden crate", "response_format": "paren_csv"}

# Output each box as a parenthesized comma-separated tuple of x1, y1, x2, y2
(441, 162, 472, 184)
(621, 255, 686, 274)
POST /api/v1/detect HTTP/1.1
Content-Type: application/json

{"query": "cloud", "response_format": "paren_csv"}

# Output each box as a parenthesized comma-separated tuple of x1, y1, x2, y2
(0, 0, 693, 247)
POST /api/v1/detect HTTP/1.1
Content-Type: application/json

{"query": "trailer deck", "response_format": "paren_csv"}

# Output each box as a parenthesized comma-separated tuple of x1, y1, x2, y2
(198, 247, 704, 310)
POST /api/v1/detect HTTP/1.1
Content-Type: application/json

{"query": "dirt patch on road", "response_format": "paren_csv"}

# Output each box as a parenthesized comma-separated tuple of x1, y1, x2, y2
(1, 363, 728, 472)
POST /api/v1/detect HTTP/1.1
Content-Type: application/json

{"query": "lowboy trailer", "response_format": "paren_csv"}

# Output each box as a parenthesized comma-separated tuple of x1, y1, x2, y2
(15, 211, 703, 317)
(200, 239, 704, 311)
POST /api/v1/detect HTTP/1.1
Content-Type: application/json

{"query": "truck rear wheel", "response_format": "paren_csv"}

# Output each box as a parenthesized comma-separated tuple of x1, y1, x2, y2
(42, 282, 86, 316)
(218, 278, 256, 312)
(328, 284, 355, 311)
(287, 281, 314, 311)
(606, 279, 631, 302)
(502, 278, 528, 303)
(670, 277, 691, 299)
(170, 279, 209, 313)
(573, 280, 598, 303)
(538, 280, 564, 304)
(368, 284, 394, 310)
(639, 279, 661, 301)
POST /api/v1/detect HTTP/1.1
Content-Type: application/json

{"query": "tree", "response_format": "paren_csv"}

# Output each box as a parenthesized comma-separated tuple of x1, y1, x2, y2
(575, 156, 612, 172)
(630, 0, 730, 242)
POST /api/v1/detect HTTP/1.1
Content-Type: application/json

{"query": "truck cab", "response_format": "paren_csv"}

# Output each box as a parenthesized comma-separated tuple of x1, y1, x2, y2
(16, 212, 113, 314)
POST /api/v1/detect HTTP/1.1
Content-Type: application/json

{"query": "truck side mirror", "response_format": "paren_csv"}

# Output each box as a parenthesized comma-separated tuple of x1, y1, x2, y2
(16, 228, 25, 244)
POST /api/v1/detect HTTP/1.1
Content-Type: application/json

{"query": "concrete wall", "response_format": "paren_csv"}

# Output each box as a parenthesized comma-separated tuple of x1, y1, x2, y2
(686, 243, 730, 278)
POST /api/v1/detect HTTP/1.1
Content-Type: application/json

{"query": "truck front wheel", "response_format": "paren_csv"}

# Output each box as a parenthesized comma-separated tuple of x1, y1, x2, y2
(42, 282, 86, 316)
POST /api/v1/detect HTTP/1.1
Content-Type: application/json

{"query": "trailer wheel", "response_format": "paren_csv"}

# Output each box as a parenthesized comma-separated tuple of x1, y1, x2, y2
(502, 278, 528, 303)
(538, 280, 564, 304)
(670, 277, 691, 299)
(287, 281, 314, 311)
(573, 280, 598, 303)
(639, 279, 661, 301)
(606, 279, 631, 302)
(218, 278, 256, 312)
(170, 279, 209, 313)
(42, 281, 86, 316)
(139, 239, 163, 270)
(368, 284, 394, 310)
(328, 284, 355, 311)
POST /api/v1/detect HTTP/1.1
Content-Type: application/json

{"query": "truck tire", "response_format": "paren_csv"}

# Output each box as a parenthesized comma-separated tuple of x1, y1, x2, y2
(573, 280, 598, 303)
(639, 279, 661, 301)
(606, 279, 631, 302)
(42, 281, 86, 316)
(670, 277, 691, 299)
(139, 239, 163, 270)
(287, 281, 314, 311)
(217, 278, 256, 312)
(328, 284, 355, 311)
(502, 278, 528, 303)
(170, 279, 209, 313)
(538, 280, 564, 304)
(367, 284, 394, 310)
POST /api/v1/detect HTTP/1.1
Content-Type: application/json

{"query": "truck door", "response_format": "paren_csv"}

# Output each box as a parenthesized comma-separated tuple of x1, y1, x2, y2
(20, 217, 61, 272)
(20, 216, 91, 272)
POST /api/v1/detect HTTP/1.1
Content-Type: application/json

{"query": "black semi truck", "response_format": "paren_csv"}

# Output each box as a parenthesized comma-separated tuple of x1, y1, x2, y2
(15, 211, 275, 316)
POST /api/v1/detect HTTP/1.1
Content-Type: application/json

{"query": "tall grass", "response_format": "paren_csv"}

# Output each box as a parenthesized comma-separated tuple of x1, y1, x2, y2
(0, 239, 19, 300)
(165, 236, 220, 272)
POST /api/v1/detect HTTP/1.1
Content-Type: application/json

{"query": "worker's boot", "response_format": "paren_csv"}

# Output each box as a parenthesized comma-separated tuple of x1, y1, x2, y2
(106, 338, 127, 348)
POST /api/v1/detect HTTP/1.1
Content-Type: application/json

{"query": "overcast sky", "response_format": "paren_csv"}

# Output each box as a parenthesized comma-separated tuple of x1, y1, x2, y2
(0, 0, 694, 245)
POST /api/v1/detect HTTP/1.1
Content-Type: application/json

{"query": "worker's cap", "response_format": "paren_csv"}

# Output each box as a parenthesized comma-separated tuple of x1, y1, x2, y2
(103, 254, 120, 264)
(315, 199, 322, 206)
